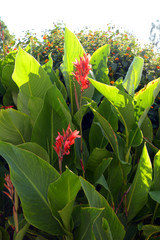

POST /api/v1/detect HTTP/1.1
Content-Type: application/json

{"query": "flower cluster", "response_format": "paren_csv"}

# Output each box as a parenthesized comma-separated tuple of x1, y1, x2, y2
(72, 53, 92, 92)
(53, 124, 81, 173)
(3, 174, 14, 202)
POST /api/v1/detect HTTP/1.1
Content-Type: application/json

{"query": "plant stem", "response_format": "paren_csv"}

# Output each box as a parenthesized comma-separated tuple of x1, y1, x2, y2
(13, 190, 19, 232)
(151, 202, 159, 224)
(80, 92, 85, 178)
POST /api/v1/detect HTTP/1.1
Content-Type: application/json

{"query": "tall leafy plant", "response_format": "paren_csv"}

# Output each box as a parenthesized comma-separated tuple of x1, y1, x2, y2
(0, 27, 159, 239)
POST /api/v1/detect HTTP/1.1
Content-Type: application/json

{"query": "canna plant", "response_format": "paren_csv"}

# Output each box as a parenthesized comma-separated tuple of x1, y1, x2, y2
(0, 27, 159, 240)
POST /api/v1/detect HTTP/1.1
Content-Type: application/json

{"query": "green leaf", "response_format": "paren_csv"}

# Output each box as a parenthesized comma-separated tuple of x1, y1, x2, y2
(80, 177, 125, 240)
(58, 200, 75, 231)
(107, 155, 130, 201)
(128, 123, 143, 147)
(89, 98, 118, 151)
(0, 226, 10, 240)
(149, 191, 160, 203)
(90, 44, 110, 101)
(0, 109, 32, 144)
(27, 97, 44, 124)
(18, 142, 50, 163)
(32, 85, 71, 163)
(42, 54, 67, 100)
(140, 116, 153, 142)
(134, 78, 160, 127)
(90, 44, 110, 84)
(142, 224, 160, 240)
(48, 168, 81, 228)
(127, 143, 152, 222)
(89, 78, 135, 136)
(86, 147, 112, 183)
(12, 47, 52, 115)
(0, 141, 64, 236)
(123, 57, 144, 96)
(74, 207, 104, 240)
(12, 47, 52, 88)
(15, 222, 30, 240)
(153, 150, 160, 191)
(2, 64, 18, 91)
(73, 102, 91, 127)
(102, 218, 113, 240)
(90, 107, 119, 157)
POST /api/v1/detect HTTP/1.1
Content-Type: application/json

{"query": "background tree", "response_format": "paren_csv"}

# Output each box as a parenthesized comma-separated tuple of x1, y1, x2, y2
(150, 19, 160, 51)
(0, 18, 15, 55)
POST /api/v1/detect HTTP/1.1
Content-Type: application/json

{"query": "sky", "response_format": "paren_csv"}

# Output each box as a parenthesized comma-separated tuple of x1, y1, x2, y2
(0, 0, 160, 46)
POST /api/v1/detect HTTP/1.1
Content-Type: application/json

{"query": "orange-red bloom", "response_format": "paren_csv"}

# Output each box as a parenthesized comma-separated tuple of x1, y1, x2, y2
(53, 124, 81, 173)
(3, 174, 14, 202)
(156, 66, 160, 69)
(43, 35, 47, 40)
(72, 54, 92, 92)
(144, 55, 148, 59)
(0, 105, 14, 109)
(115, 57, 119, 61)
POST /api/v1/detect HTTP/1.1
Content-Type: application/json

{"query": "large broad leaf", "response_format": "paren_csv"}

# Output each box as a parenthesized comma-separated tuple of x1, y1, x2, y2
(74, 207, 104, 240)
(149, 151, 160, 203)
(153, 150, 160, 191)
(89, 78, 135, 137)
(2, 64, 19, 106)
(12, 47, 52, 88)
(2, 64, 18, 91)
(123, 57, 144, 96)
(31, 85, 71, 164)
(134, 78, 160, 127)
(12, 47, 52, 115)
(90, 44, 110, 84)
(140, 116, 153, 142)
(142, 225, 160, 240)
(0, 142, 64, 236)
(80, 177, 125, 240)
(127, 144, 152, 222)
(89, 97, 118, 151)
(86, 147, 112, 183)
(48, 168, 81, 231)
(42, 54, 67, 100)
(0, 109, 32, 145)
(90, 44, 110, 101)
(18, 142, 50, 163)
(90, 107, 119, 158)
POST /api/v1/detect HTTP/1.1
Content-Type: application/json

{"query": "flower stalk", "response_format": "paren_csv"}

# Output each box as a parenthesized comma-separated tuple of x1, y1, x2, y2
(3, 174, 19, 233)
(72, 53, 91, 176)
(53, 124, 81, 174)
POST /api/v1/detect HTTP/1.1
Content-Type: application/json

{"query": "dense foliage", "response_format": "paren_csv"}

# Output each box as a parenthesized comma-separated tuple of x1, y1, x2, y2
(0, 24, 160, 240)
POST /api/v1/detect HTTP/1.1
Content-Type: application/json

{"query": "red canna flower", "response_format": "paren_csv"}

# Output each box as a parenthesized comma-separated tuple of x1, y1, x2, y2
(72, 53, 92, 92)
(0, 105, 14, 109)
(53, 124, 81, 174)
(3, 174, 14, 202)
(156, 66, 160, 69)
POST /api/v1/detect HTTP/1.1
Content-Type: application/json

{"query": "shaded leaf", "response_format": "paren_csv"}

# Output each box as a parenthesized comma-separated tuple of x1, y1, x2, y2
(127, 144, 152, 222)
(80, 177, 125, 240)
(74, 207, 103, 240)
(0, 141, 64, 236)
(0, 109, 32, 145)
